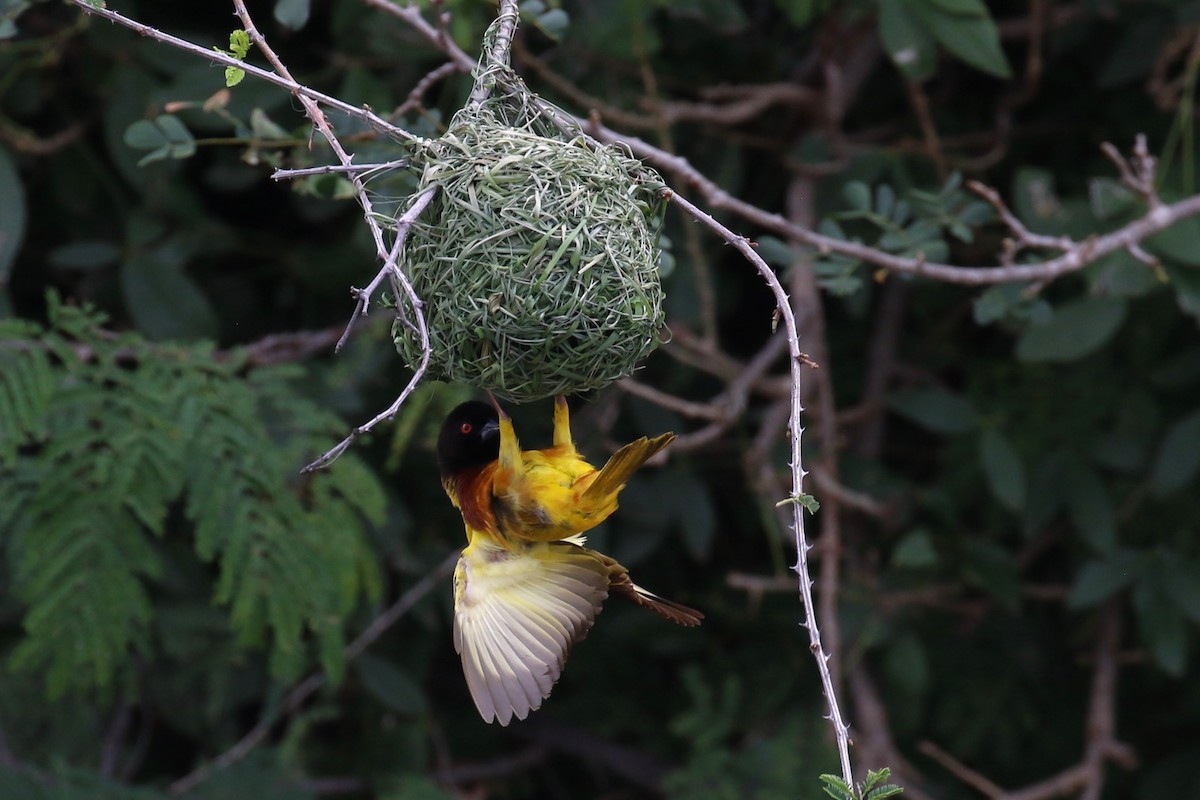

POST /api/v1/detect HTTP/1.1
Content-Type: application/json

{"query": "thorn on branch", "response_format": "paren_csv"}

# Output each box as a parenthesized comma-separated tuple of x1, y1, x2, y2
(796, 351, 820, 369)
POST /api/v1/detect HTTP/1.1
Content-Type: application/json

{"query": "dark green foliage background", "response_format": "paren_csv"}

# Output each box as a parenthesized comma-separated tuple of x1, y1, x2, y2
(1, 1, 1199, 799)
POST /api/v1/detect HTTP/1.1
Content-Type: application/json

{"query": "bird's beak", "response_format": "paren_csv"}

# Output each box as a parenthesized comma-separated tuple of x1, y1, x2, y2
(480, 419, 501, 440)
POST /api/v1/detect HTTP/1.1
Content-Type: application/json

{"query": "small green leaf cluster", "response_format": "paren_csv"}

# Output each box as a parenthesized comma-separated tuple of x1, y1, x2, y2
(821, 768, 903, 800)
(756, 172, 991, 298)
(215, 29, 252, 88)
(0, 295, 385, 697)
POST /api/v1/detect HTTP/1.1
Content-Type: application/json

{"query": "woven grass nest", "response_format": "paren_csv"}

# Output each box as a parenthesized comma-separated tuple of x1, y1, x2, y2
(392, 63, 668, 403)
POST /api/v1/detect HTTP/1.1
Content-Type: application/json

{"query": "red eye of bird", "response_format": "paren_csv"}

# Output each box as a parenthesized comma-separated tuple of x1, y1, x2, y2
(460, 422, 473, 434)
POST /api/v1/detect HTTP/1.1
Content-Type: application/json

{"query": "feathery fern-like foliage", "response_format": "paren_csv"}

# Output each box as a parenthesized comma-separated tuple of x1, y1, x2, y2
(0, 295, 385, 697)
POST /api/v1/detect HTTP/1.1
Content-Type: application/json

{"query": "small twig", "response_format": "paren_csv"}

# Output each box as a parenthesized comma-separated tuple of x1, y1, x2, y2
(1127, 242, 1160, 268)
(918, 741, 1007, 797)
(166, 553, 456, 796)
(726, 571, 795, 593)
(333, 185, 437, 353)
(904, 79, 948, 180)
(1101, 134, 1162, 209)
(853, 667, 935, 800)
(433, 746, 547, 786)
(618, 379, 728, 421)
(393, 61, 466, 118)
(271, 158, 409, 181)
(808, 466, 888, 519)
(118, 704, 155, 782)
(98, 705, 132, 778)
(966, 180, 1076, 257)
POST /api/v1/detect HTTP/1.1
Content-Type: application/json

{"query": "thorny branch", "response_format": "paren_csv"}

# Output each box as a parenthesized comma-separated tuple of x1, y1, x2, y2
(667, 189, 854, 786)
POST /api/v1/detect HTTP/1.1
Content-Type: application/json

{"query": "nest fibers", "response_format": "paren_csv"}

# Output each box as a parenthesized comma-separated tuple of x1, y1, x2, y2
(392, 50, 667, 402)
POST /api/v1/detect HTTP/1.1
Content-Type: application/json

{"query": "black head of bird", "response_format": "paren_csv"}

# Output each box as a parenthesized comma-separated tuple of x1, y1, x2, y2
(437, 401, 501, 477)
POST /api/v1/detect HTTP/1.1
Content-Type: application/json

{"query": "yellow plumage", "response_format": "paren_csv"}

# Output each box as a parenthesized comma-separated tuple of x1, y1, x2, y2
(437, 397, 701, 725)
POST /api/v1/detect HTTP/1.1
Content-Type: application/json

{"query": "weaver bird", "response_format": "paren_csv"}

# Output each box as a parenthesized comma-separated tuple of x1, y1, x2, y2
(437, 397, 703, 725)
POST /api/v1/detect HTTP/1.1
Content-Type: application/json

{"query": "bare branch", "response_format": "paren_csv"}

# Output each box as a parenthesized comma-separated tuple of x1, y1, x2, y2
(393, 62, 467, 118)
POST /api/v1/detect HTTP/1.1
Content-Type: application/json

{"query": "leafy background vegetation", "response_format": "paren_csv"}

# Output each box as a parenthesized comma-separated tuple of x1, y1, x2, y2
(2, 0, 1199, 798)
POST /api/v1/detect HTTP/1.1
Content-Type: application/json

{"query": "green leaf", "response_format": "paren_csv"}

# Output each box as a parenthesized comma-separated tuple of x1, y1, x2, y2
(820, 774, 855, 800)
(925, 0, 987, 13)
(1150, 409, 1200, 496)
(1064, 461, 1116, 553)
(274, 0, 310, 30)
(534, 8, 570, 39)
(843, 180, 872, 211)
(228, 29, 251, 59)
(120, 253, 220, 340)
(123, 115, 196, 165)
(963, 540, 1020, 606)
(884, 633, 929, 700)
(1088, 177, 1136, 220)
(1067, 556, 1136, 608)
(225, 66, 246, 88)
(1016, 296, 1127, 363)
(1163, 262, 1200, 320)
(979, 428, 1025, 512)
(893, 528, 938, 568)
(0, 143, 26, 286)
(48, 241, 122, 271)
(1134, 580, 1187, 676)
(888, 386, 979, 434)
(911, 0, 1012, 78)
(355, 654, 427, 714)
(673, 471, 718, 560)
(756, 235, 797, 266)
(1162, 558, 1200, 624)
(863, 768, 904, 800)
(1148, 217, 1200, 267)
(249, 108, 290, 140)
(777, 0, 834, 26)
(973, 283, 1046, 325)
(879, 0, 936, 80)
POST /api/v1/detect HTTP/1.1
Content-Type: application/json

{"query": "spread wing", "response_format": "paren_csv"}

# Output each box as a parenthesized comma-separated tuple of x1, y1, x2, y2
(453, 540, 610, 725)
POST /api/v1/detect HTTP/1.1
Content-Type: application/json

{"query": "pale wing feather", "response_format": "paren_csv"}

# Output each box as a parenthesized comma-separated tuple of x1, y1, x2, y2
(454, 542, 609, 725)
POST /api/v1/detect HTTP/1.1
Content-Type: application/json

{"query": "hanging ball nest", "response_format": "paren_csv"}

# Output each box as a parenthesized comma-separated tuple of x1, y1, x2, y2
(391, 46, 668, 403)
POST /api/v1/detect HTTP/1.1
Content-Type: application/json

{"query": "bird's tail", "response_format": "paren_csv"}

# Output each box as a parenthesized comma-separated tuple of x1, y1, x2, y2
(609, 574, 704, 626)
(582, 432, 676, 502)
